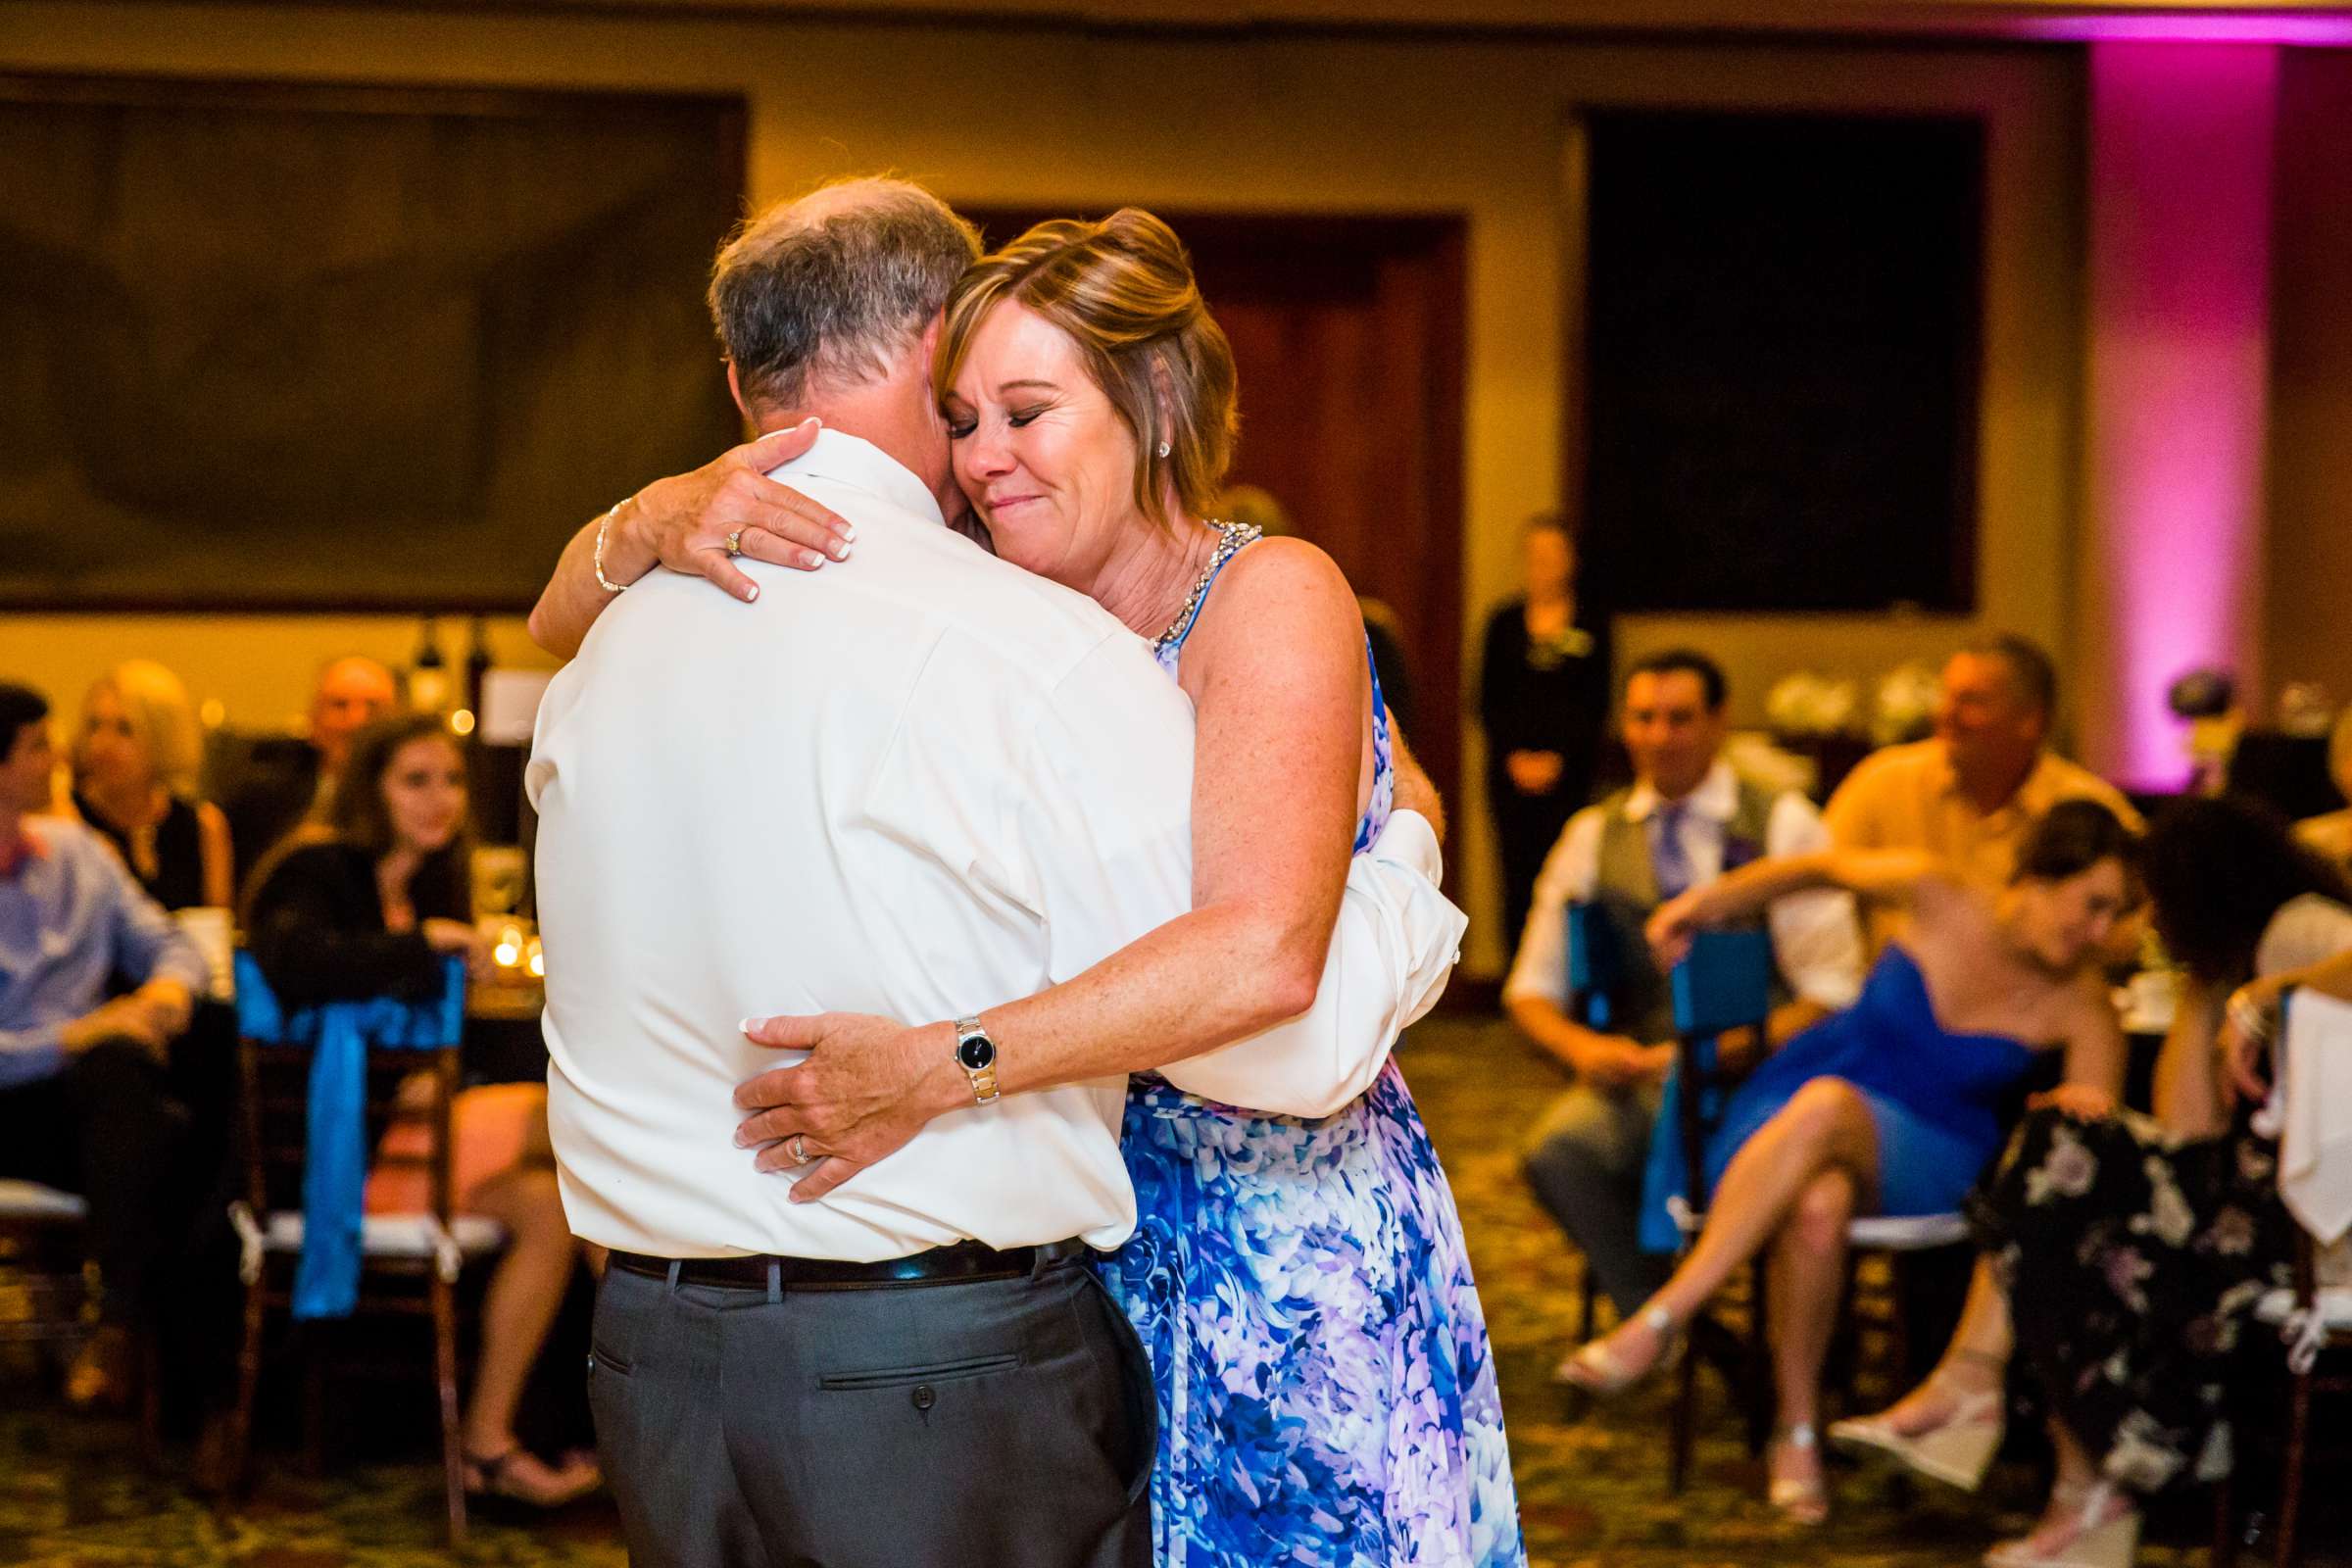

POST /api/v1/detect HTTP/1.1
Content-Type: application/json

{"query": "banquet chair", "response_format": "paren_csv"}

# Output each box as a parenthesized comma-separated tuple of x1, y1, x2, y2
(0, 1180, 165, 1460)
(1661, 929, 1977, 1494)
(1662, 927, 1778, 1493)
(1565, 903, 1617, 1345)
(2214, 989, 2352, 1568)
(221, 957, 504, 1546)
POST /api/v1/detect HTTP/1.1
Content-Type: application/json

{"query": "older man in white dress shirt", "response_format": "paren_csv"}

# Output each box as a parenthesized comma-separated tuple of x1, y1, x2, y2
(528, 178, 1461, 1568)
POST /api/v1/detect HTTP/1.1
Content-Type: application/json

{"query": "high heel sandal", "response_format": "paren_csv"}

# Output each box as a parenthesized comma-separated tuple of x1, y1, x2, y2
(1768, 1422, 1830, 1527)
(1982, 1480, 2140, 1568)
(1829, 1366, 2006, 1492)
(1552, 1303, 1679, 1396)
(464, 1446, 603, 1511)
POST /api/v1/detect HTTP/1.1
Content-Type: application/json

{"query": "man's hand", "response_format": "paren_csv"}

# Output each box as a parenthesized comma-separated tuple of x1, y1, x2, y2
(60, 997, 172, 1059)
(1576, 1033, 1673, 1091)
(618, 420, 853, 604)
(1389, 722, 1446, 842)
(1504, 749, 1564, 797)
(731, 1012, 965, 1202)
(127, 978, 193, 1041)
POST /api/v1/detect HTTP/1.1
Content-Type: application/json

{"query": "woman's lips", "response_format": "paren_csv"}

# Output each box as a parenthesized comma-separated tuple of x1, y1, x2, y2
(986, 493, 1041, 517)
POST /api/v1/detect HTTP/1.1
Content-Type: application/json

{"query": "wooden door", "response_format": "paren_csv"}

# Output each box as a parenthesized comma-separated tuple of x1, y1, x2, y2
(962, 209, 1468, 808)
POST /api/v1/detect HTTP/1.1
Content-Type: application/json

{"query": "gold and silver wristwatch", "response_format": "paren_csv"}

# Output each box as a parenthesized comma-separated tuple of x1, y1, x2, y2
(952, 1015, 1002, 1106)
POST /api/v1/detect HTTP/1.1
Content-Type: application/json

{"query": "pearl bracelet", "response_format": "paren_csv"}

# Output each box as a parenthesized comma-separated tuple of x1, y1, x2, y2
(593, 501, 629, 595)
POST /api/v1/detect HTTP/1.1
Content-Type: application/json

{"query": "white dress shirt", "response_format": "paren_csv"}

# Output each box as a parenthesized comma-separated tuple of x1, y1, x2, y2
(530, 430, 1463, 1262)
(1502, 758, 1864, 1016)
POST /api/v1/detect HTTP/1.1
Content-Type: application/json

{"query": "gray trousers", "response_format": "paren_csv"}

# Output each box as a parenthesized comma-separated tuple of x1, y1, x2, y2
(588, 1252, 1152, 1568)
(1522, 1082, 1672, 1318)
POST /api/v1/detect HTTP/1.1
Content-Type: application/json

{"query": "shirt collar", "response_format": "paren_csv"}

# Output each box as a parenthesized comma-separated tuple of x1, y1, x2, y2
(772, 428, 947, 529)
(1626, 758, 1738, 824)
(0, 817, 49, 880)
(1933, 741, 2055, 822)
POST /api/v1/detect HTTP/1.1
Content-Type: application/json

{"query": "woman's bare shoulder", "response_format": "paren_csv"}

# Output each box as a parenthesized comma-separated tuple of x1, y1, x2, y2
(1193, 536, 1363, 654)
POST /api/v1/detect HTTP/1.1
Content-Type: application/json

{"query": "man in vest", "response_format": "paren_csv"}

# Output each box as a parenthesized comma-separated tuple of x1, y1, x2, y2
(1506, 649, 1864, 1326)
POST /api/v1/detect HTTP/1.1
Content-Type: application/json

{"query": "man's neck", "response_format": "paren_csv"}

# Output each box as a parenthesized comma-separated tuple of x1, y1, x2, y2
(1643, 759, 1717, 808)
(1954, 749, 2038, 815)
(0, 806, 28, 875)
(757, 369, 956, 522)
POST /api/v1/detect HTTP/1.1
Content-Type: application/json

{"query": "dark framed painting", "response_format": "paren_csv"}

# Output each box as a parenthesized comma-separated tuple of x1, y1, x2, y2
(1573, 109, 1985, 614)
(0, 74, 746, 612)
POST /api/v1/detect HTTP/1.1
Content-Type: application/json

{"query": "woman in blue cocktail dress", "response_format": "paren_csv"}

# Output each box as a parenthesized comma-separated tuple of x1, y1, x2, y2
(1560, 800, 2136, 1526)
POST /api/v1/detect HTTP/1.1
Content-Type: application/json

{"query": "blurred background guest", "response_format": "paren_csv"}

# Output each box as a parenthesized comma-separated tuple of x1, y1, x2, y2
(70, 659, 233, 911)
(1834, 796, 2352, 1568)
(0, 680, 208, 1410)
(1561, 802, 2134, 1526)
(2294, 705, 2352, 875)
(242, 713, 597, 1508)
(1826, 636, 2141, 949)
(221, 655, 399, 891)
(1508, 649, 1861, 1322)
(1480, 513, 1611, 950)
(1218, 481, 1420, 741)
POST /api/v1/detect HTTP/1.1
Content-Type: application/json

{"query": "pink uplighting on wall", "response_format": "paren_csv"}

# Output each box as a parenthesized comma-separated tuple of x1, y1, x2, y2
(2081, 41, 2278, 791)
(2017, 15, 2352, 47)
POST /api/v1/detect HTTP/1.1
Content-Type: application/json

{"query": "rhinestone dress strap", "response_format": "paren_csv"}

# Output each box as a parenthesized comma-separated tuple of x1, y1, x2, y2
(1152, 520, 1262, 669)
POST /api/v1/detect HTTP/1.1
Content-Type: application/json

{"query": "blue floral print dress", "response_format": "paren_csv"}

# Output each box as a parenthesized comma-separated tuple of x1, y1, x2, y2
(1098, 526, 1527, 1568)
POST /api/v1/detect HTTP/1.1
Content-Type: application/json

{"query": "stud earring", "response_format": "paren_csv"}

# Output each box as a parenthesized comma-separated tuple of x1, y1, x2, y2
(1157, 441, 1171, 459)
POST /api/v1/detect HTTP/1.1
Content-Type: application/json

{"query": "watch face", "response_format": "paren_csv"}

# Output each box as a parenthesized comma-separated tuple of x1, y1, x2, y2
(956, 1033, 996, 1072)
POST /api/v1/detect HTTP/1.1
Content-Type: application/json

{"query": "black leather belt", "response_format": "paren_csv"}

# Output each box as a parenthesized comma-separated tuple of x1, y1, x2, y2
(611, 1237, 1089, 1291)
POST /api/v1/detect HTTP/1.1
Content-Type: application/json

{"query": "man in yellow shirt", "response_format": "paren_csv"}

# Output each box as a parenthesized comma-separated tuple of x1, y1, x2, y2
(1827, 636, 2141, 947)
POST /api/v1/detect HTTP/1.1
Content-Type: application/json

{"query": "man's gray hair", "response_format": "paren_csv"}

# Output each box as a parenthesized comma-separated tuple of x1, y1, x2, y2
(708, 176, 981, 411)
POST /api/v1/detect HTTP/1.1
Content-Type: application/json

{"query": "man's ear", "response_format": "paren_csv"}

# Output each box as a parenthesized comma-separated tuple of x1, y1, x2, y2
(726, 360, 752, 423)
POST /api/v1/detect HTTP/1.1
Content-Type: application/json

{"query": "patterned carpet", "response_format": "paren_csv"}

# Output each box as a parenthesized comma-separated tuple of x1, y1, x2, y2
(4, 1013, 2344, 1566)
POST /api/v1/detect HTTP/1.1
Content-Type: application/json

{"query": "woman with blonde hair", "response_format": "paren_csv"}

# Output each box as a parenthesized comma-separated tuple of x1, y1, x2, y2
(72, 659, 232, 909)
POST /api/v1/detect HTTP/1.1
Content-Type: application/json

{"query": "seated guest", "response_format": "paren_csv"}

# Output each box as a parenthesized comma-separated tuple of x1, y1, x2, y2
(1832, 797, 2352, 1568)
(243, 712, 598, 1507)
(0, 680, 209, 1406)
(1508, 650, 1863, 1327)
(71, 659, 234, 910)
(221, 655, 398, 891)
(2293, 706, 2352, 874)
(1558, 801, 2134, 1528)
(1827, 635, 2141, 949)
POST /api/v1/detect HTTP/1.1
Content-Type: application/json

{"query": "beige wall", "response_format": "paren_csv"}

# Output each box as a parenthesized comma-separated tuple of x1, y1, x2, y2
(0, 5, 2086, 972)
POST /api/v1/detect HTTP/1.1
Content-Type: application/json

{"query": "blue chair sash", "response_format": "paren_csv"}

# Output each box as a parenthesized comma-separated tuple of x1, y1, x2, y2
(233, 952, 466, 1319)
(1638, 927, 1776, 1254)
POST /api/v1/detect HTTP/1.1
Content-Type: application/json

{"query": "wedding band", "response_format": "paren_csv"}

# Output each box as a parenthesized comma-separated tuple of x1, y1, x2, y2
(725, 528, 746, 559)
(788, 1133, 809, 1163)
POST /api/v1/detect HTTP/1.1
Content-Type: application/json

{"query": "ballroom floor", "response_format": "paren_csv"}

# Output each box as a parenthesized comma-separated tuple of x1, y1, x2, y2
(3, 1014, 2345, 1566)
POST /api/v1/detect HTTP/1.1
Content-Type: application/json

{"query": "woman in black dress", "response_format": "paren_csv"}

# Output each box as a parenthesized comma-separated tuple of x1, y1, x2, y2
(71, 660, 233, 910)
(1478, 514, 1610, 952)
(1832, 798, 2352, 1568)
(245, 713, 600, 1509)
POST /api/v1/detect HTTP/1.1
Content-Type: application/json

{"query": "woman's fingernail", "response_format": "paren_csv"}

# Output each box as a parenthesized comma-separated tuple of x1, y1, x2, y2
(838, 522, 857, 541)
(803, 552, 824, 568)
(829, 541, 851, 561)
(740, 1017, 760, 1034)
(743, 583, 759, 603)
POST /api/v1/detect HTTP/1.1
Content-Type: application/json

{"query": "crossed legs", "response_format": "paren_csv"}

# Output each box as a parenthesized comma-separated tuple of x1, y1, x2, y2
(1564, 1077, 1883, 1513)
